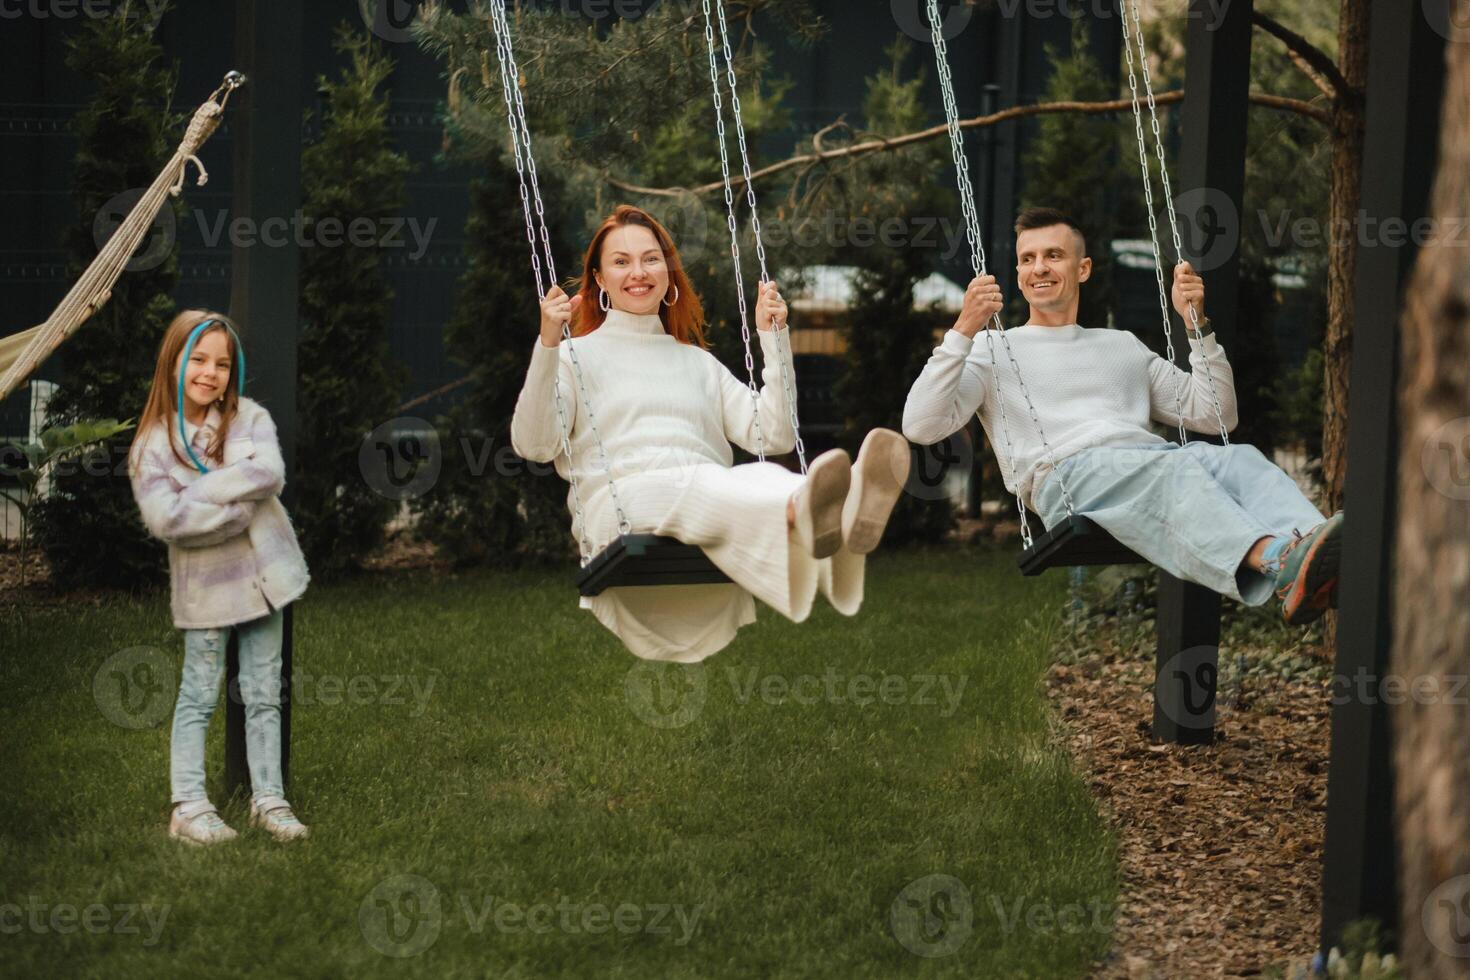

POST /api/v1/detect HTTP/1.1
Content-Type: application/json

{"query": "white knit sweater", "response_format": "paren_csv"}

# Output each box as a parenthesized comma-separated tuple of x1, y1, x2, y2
(902, 325, 1239, 506)
(510, 309, 796, 543)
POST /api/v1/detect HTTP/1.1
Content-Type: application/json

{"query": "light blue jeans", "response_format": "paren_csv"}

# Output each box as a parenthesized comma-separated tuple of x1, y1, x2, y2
(1033, 442, 1326, 605)
(171, 609, 285, 804)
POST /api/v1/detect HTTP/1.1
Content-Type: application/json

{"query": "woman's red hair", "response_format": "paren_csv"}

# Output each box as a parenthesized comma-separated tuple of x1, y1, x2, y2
(570, 205, 707, 347)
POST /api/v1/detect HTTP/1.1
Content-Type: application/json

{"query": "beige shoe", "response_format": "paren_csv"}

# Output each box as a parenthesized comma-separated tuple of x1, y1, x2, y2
(169, 802, 238, 846)
(249, 795, 310, 842)
(842, 429, 910, 554)
(791, 449, 851, 559)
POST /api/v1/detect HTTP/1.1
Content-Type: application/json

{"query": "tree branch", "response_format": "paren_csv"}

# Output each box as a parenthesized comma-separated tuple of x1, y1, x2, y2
(609, 90, 1330, 198)
(1251, 11, 1353, 105)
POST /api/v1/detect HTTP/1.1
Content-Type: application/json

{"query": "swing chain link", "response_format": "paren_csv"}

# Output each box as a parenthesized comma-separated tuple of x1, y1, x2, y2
(1125, 0, 1232, 445)
(1119, 0, 1189, 446)
(711, 0, 808, 473)
(928, 0, 1079, 546)
(701, 0, 768, 463)
(491, 2, 630, 562)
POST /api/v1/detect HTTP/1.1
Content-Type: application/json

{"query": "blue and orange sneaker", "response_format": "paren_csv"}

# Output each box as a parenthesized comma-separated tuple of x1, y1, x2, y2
(1270, 512, 1344, 625)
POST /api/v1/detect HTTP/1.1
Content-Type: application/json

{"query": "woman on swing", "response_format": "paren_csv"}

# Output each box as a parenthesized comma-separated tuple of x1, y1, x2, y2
(511, 205, 910, 662)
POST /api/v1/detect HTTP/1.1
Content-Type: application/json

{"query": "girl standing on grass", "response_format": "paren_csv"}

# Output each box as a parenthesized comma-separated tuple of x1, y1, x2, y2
(127, 310, 310, 845)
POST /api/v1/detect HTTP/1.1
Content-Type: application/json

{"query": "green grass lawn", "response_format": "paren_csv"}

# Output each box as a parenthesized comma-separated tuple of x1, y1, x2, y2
(1, 550, 1118, 978)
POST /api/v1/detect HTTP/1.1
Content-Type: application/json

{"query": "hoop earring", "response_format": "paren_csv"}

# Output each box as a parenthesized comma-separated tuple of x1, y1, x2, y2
(663, 284, 679, 307)
(598, 287, 611, 313)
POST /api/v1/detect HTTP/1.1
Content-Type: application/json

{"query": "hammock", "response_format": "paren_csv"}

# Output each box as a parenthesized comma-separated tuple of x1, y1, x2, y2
(0, 71, 247, 402)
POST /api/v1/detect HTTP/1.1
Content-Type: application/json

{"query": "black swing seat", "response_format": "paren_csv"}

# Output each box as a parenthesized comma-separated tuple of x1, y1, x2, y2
(576, 534, 732, 596)
(1016, 514, 1147, 576)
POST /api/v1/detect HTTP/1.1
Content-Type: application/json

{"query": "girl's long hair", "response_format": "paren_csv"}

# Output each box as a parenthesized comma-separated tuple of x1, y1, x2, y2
(570, 205, 707, 347)
(129, 309, 241, 471)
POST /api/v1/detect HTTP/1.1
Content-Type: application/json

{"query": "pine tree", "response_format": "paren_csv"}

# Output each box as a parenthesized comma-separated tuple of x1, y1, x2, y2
(410, 164, 576, 566)
(293, 25, 411, 577)
(33, 4, 181, 590)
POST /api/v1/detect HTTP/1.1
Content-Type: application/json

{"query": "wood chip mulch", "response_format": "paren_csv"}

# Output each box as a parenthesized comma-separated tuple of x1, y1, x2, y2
(1046, 636, 1332, 979)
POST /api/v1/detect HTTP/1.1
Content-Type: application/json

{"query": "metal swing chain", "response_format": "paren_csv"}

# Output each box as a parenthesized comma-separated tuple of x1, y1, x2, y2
(1124, 0, 1232, 445)
(927, 0, 1076, 546)
(490, 2, 632, 562)
(1118, 0, 1190, 446)
(700, 0, 768, 462)
(710, 0, 808, 473)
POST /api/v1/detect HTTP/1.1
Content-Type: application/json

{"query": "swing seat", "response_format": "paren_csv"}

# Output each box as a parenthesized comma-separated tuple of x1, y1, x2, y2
(1016, 514, 1147, 576)
(576, 534, 732, 596)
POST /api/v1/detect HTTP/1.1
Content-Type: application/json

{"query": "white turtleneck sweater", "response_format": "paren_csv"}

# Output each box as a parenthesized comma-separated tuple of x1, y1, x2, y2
(902, 325, 1239, 506)
(511, 308, 796, 544)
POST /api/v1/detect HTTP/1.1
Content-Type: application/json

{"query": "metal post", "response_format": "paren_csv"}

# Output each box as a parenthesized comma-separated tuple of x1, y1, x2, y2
(1148, 0, 1253, 744)
(224, 0, 305, 799)
(1319, 5, 1444, 957)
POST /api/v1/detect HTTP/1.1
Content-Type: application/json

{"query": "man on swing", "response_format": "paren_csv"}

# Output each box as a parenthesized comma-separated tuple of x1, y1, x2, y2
(902, 207, 1343, 624)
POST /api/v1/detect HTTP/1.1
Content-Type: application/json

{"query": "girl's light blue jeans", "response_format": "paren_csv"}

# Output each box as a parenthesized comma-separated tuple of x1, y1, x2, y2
(1033, 442, 1326, 605)
(170, 609, 285, 804)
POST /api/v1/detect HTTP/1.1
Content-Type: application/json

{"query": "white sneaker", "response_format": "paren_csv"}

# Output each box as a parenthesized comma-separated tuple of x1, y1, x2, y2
(169, 802, 238, 846)
(842, 429, 910, 554)
(791, 449, 852, 559)
(249, 795, 310, 841)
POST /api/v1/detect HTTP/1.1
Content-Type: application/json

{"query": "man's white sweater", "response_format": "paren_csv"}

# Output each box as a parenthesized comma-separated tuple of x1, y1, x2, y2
(901, 324, 1239, 506)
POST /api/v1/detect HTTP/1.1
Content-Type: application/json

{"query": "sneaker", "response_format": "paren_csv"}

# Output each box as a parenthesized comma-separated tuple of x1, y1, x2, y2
(249, 795, 310, 842)
(791, 449, 851, 559)
(1272, 511, 1344, 625)
(842, 429, 911, 554)
(169, 802, 238, 846)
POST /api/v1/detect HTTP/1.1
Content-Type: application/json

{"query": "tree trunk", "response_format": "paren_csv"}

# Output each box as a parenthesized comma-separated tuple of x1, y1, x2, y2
(1322, 0, 1370, 515)
(1392, 13, 1470, 976)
